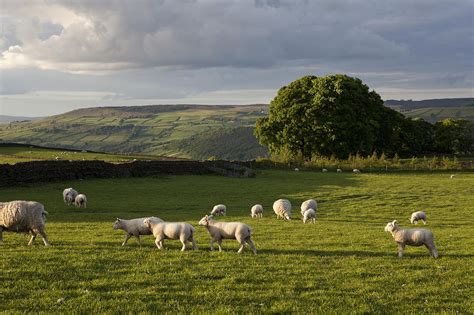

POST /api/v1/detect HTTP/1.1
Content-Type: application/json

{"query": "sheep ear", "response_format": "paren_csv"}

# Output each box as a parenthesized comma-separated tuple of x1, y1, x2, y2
(116, 218, 120, 221)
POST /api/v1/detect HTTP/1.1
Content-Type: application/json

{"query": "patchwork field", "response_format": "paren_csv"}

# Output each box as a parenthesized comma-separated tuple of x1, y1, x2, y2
(1, 170, 473, 313)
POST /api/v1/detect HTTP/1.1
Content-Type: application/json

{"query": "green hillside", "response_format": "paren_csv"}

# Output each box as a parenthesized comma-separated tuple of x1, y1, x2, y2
(402, 106, 474, 123)
(0, 105, 269, 160)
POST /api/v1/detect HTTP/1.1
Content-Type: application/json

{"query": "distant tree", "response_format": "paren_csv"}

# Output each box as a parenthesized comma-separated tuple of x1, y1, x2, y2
(255, 75, 391, 159)
(434, 119, 474, 154)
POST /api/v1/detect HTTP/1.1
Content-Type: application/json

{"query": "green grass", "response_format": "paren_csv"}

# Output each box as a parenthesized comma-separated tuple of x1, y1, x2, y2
(0, 145, 179, 164)
(0, 170, 473, 313)
(403, 106, 474, 123)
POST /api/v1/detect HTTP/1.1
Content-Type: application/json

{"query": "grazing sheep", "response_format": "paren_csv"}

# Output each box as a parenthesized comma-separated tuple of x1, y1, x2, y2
(0, 201, 50, 246)
(198, 215, 256, 254)
(143, 219, 196, 251)
(273, 199, 292, 220)
(303, 208, 316, 223)
(294, 168, 300, 172)
(300, 199, 317, 216)
(384, 220, 438, 258)
(113, 217, 164, 246)
(410, 211, 427, 225)
(211, 204, 226, 216)
(353, 169, 361, 173)
(63, 188, 78, 206)
(322, 168, 328, 172)
(450, 174, 455, 179)
(74, 194, 87, 208)
(250, 204, 263, 218)
(337, 168, 342, 173)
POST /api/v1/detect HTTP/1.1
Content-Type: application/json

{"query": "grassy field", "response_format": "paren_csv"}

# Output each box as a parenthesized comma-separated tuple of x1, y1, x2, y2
(0, 170, 473, 313)
(0, 145, 177, 164)
(402, 106, 474, 123)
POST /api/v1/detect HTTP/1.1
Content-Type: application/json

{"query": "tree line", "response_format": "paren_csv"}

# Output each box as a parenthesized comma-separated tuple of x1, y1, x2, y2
(255, 75, 474, 160)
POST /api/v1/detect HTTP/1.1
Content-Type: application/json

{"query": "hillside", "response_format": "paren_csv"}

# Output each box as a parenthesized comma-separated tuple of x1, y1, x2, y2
(0, 105, 269, 160)
(384, 98, 474, 109)
(0, 115, 41, 124)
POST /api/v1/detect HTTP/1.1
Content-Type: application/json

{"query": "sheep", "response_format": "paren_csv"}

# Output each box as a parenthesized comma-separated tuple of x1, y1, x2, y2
(322, 168, 328, 172)
(0, 201, 50, 246)
(303, 208, 316, 223)
(113, 217, 164, 246)
(143, 218, 196, 251)
(250, 204, 263, 218)
(353, 169, 361, 173)
(210, 204, 226, 216)
(384, 220, 438, 258)
(273, 199, 292, 220)
(300, 199, 317, 216)
(450, 174, 455, 179)
(337, 168, 342, 173)
(410, 211, 427, 225)
(75, 194, 87, 208)
(294, 168, 299, 171)
(198, 215, 256, 254)
(63, 188, 78, 206)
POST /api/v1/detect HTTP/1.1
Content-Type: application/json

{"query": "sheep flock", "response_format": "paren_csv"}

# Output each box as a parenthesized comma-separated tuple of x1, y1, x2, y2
(0, 184, 441, 258)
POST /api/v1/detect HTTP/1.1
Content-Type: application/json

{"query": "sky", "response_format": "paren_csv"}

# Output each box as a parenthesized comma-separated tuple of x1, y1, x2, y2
(0, 0, 473, 117)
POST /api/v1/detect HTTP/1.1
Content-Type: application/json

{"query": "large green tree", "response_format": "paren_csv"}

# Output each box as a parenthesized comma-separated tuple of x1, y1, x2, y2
(255, 74, 394, 159)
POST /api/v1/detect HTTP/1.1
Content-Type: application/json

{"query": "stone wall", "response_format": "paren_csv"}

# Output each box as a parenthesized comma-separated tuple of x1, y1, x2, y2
(0, 160, 254, 186)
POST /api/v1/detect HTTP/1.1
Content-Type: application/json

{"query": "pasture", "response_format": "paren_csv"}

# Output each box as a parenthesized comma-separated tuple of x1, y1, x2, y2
(1, 170, 473, 313)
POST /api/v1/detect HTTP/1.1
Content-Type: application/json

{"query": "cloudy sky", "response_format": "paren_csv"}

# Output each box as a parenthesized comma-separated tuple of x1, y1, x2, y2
(0, 0, 473, 116)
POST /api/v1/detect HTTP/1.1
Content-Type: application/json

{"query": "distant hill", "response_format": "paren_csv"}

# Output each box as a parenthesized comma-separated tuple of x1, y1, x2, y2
(0, 115, 41, 124)
(384, 98, 474, 110)
(0, 104, 269, 161)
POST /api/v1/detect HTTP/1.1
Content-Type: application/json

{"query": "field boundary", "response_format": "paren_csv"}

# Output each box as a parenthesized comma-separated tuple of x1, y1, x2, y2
(0, 160, 254, 186)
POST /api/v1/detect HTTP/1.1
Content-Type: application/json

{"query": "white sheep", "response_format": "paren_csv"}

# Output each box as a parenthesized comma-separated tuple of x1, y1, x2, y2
(75, 194, 87, 208)
(143, 218, 197, 251)
(300, 199, 317, 216)
(0, 201, 50, 246)
(322, 168, 328, 172)
(384, 220, 438, 258)
(113, 217, 164, 246)
(303, 208, 316, 223)
(450, 174, 455, 179)
(63, 188, 78, 206)
(250, 204, 263, 218)
(210, 204, 226, 216)
(198, 215, 256, 254)
(294, 168, 299, 172)
(337, 168, 342, 173)
(410, 211, 427, 225)
(353, 169, 361, 173)
(273, 199, 292, 220)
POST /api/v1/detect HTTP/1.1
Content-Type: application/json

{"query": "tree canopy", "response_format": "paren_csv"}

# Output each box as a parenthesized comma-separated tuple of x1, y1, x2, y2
(255, 74, 473, 159)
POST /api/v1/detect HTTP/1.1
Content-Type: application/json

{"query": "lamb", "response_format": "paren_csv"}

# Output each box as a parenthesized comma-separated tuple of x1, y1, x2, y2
(353, 169, 361, 173)
(143, 218, 197, 251)
(113, 217, 164, 246)
(0, 200, 50, 246)
(384, 220, 438, 258)
(75, 194, 87, 208)
(273, 199, 292, 220)
(198, 215, 256, 254)
(300, 199, 317, 216)
(322, 168, 328, 172)
(337, 168, 342, 173)
(210, 204, 226, 216)
(303, 208, 316, 223)
(410, 211, 427, 225)
(63, 188, 78, 206)
(250, 204, 263, 218)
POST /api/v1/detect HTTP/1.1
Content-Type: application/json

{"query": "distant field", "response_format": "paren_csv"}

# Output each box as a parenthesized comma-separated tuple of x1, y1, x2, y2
(0, 105, 268, 160)
(402, 106, 474, 123)
(0, 170, 473, 313)
(0, 144, 174, 164)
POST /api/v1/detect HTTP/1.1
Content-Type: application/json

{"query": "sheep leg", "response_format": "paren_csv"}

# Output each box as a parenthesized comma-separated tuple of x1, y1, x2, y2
(122, 233, 132, 246)
(210, 239, 215, 251)
(0, 227, 3, 244)
(237, 240, 246, 254)
(422, 220, 427, 225)
(28, 230, 37, 245)
(154, 238, 161, 249)
(180, 235, 188, 251)
(135, 234, 141, 246)
(425, 242, 438, 258)
(217, 239, 223, 252)
(246, 237, 257, 255)
(189, 235, 197, 250)
(38, 228, 50, 246)
(397, 243, 405, 258)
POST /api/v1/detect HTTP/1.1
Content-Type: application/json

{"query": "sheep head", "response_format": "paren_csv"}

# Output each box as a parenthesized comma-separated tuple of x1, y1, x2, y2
(199, 215, 214, 226)
(113, 218, 122, 230)
(384, 220, 399, 233)
(143, 218, 152, 228)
